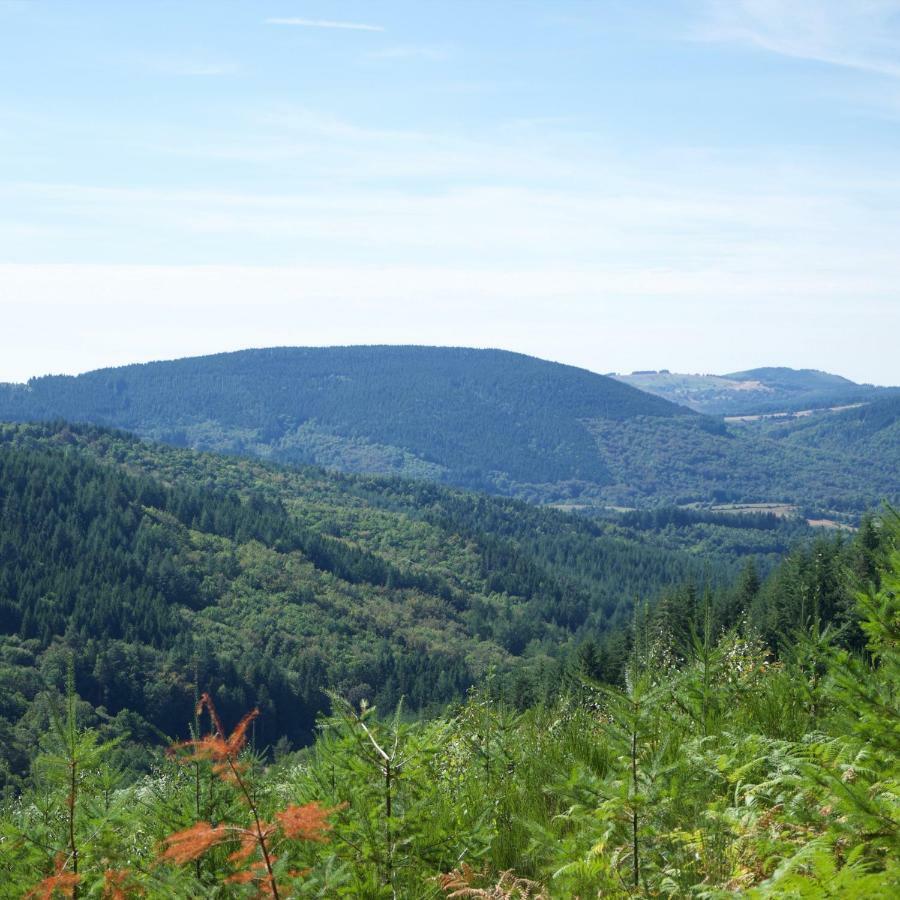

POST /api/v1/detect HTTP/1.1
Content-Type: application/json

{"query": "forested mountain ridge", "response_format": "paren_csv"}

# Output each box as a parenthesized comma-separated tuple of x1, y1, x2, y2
(0, 346, 897, 515)
(0, 346, 684, 491)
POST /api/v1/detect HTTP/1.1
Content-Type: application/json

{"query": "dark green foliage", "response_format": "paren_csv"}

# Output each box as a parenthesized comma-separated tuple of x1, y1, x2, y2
(0, 421, 721, 790)
(586, 413, 892, 513)
(2, 421, 890, 796)
(0, 413, 897, 894)
(0, 345, 684, 490)
(747, 534, 868, 652)
(758, 396, 900, 487)
(2, 524, 897, 895)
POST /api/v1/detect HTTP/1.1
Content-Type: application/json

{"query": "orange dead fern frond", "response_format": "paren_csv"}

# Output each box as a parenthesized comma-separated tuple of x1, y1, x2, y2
(169, 696, 259, 773)
(275, 802, 336, 842)
(158, 821, 230, 865)
(102, 868, 143, 899)
(24, 873, 80, 900)
(25, 854, 80, 900)
(186, 734, 230, 761)
(225, 859, 273, 883)
(226, 709, 259, 756)
(228, 828, 269, 865)
(196, 691, 225, 737)
(224, 860, 290, 897)
(164, 701, 296, 900)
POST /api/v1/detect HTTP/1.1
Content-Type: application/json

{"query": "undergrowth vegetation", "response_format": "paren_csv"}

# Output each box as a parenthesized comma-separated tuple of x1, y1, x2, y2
(1, 513, 898, 897)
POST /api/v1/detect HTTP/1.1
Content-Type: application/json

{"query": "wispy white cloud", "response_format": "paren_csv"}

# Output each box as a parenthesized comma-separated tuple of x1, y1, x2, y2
(150, 105, 576, 181)
(2, 261, 898, 385)
(265, 17, 384, 32)
(5, 139, 899, 294)
(4, 96, 899, 281)
(3, 113, 899, 382)
(698, 0, 900, 78)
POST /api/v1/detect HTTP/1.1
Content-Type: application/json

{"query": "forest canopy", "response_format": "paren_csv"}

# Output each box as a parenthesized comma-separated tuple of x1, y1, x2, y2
(0, 487, 896, 896)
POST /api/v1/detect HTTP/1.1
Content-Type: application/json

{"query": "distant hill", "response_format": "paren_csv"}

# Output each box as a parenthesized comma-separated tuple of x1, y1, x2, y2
(0, 347, 897, 514)
(725, 367, 856, 392)
(0, 346, 685, 490)
(616, 366, 897, 416)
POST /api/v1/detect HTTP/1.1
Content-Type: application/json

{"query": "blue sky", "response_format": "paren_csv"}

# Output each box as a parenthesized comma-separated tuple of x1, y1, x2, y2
(2, 0, 899, 383)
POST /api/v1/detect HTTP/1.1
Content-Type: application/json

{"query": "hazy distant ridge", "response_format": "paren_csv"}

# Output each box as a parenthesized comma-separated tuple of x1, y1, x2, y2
(615, 366, 898, 415)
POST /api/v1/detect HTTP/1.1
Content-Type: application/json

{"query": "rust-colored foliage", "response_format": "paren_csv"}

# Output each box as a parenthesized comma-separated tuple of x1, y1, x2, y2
(225, 860, 269, 884)
(25, 854, 80, 900)
(170, 693, 258, 770)
(102, 868, 143, 899)
(160, 699, 338, 897)
(228, 828, 269, 865)
(275, 802, 335, 842)
(159, 821, 230, 865)
(224, 861, 289, 898)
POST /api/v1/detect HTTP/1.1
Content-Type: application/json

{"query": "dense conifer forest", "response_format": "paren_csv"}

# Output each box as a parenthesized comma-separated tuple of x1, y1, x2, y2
(0, 421, 732, 790)
(0, 421, 897, 896)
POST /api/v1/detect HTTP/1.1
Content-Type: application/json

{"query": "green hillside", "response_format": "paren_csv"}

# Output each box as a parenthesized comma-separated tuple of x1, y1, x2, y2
(725, 366, 856, 391)
(584, 413, 888, 513)
(0, 346, 683, 490)
(756, 396, 900, 487)
(1, 429, 894, 896)
(1, 346, 897, 515)
(1, 420, 732, 790)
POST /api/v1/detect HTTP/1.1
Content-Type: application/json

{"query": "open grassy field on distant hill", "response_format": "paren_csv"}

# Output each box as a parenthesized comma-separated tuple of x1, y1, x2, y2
(615, 365, 899, 416)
